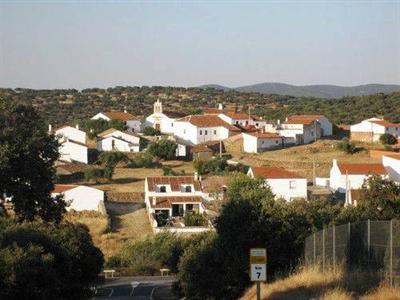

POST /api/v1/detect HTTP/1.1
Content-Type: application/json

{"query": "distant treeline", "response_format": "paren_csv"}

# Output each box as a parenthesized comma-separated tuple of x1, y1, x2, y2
(0, 86, 399, 126)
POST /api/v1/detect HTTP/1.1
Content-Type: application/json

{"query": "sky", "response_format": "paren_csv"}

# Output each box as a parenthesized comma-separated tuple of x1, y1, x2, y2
(0, 0, 399, 89)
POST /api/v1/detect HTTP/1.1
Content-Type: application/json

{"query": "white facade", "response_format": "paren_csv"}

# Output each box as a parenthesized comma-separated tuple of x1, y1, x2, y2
(247, 167, 308, 201)
(59, 139, 88, 164)
(242, 132, 284, 153)
(382, 155, 400, 183)
(144, 100, 177, 134)
(92, 112, 142, 132)
(52, 185, 104, 212)
(55, 126, 86, 144)
(350, 118, 400, 142)
(280, 122, 321, 144)
(96, 129, 140, 152)
(173, 121, 231, 145)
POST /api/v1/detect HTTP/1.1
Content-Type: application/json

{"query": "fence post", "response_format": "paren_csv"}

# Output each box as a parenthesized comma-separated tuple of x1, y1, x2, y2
(322, 228, 325, 272)
(390, 219, 393, 287)
(347, 222, 351, 259)
(333, 224, 336, 268)
(367, 219, 370, 267)
(313, 232, 316, 264)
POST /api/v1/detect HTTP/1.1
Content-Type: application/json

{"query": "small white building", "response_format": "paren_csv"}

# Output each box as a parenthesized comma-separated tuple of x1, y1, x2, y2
(96, 128, 140, 152)
(242, 132, 284, 153)
(92, 111, 142, 132)
(58, 138, 88, 164)
(382, 154, 400, 183)
(247, 166, 308, 201)
(350, 118, 400, 143)
(218, 111, 267, 129)
(280, 117, 322, 144)
(52, 184, 105, 212)
(286, 115, 333, 137)
(329, 159, 388, 194)
(54, 125, 87, 144)
(145, 100, 187, 134)
(173, 115, 241, 145)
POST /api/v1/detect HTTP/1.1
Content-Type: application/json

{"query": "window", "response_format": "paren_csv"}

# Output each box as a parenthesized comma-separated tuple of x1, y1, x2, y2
(205, 130, 208, 135)
(236, 121, 239, 125)
(185, 185, 192, 193)
(200, 130, 202, 135)
(186, 204, 193, 211)
(214, 130, 217, 135)
(183, 129, 186, 134)
(171, 123, 174, 127)
(289, 180, 296, 189)
(159, 186, 166, 193)
(261, 141, 264, 145)
(275, 140, 279, 144)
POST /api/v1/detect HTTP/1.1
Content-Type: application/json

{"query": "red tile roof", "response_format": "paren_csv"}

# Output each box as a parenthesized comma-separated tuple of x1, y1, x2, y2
(370, 120, 400, 128)
(53, 184, 77, 193)
(337, 163, 387, 175)
(146, 176, 201, 192)
(103, 111, 140, 121)
(98, 128, 139, 138)
(149, 196, 202, 208)
(288, 115, 324, 120)
(251, 166, 305, 179)
(245, 132, 283, 139)
(385, 154, 400, 160)
(179, 115, 240, 131)
(221, 111, 249, 119)
(284, 117, 317, 125)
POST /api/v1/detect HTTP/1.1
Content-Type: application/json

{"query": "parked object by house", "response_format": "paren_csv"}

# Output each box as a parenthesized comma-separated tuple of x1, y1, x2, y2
(96, 128, 140, 152)
(382, 154, 400, 183)
(247, 166, 308, 201)
(145, 100, 188, 134)
(242, 131, 284, 153)
(144, 175, 211, 233)
(52, 184, 105, 212)
(173, 115, 241, 145)
(286, 115, 333, 137)
(92, 110, 142, 132)
(329, 159, 388, 195)
(350, 118, 400, 143)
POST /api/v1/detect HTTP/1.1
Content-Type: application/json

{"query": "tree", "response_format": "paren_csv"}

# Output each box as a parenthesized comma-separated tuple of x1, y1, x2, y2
(147, 140, 177, 160)
(337, 138, 356, 154)
(79, 119, 125, 139)
(83, 167, 106, 183)
(0, 100, 66, 222)
(379, 133, 397, 145)
(0, 218, 103, 300)
(97, 151, 128, 180)
(142, 126, 161, 136)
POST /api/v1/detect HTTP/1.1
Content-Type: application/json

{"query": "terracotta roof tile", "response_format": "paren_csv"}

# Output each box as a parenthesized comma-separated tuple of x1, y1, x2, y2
(178, 115, 240, 131)
(370, 120, 400, 127)
(163, 111, 188, 119)
(146, 176, 201, 192)
(284, 117, 317, 125)
(384, 154, 400, 160)
(251, 166, 305, 179)
(337, 163, 387, 175)
(149, 196, 202, 208)
(103, 111, 140, 121)
(221, 111, 249, 119)
(53, 184, 77, 193)
(245, 132, 283, 139)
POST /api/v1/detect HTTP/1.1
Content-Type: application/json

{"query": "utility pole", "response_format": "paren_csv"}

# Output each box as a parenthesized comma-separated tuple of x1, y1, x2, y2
(256, 282, 261, 300)
(312, 158, 316, 186)
(219, 139, 222, 158)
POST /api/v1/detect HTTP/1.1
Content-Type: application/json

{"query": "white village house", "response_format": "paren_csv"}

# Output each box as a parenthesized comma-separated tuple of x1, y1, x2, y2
(242, 131, 284, 153)
(96, 128, 140, 153)
(145, 100, 188, 134)
(51, 125, 88, 164)
(350, 118, 400, 143)
(286, 115, 333, 137)
(218, 111, 267, 129)
(173, 115, 241, 145)
(52, 184, 105, 212)
(144, 176, 210, 233)
(382, 154, 400, 183)
(92, 111, 142, 132)
(329, 159, 388, 195)
(247, 166, 308, 201)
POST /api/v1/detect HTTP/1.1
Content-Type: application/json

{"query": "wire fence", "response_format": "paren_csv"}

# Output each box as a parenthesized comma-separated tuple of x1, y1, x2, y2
(304, 219, 400, 287)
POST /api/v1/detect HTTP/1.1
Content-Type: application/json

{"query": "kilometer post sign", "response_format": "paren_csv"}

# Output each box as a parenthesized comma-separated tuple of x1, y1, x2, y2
(250, 248, 267, 282)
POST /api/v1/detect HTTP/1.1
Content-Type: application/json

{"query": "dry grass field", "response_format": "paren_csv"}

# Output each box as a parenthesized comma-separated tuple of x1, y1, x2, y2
(226, 139, 380, 180)
(241, 266, 400, 300)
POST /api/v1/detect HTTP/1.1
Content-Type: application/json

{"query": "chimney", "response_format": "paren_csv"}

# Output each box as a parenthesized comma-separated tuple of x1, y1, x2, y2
(124, 107, 127, 113)
(75, 123, 79, 130)
(194, 172, 199, 181)
(48, 124, 52, 133)
(277, 119, 280, 125)
(218, 103, 223, 110)
(152, 197, 156, 206)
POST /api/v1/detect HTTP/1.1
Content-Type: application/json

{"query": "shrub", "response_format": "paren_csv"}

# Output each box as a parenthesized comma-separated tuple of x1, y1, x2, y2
(84, 167, 106, 182)
(142, 126, 161, 136)
(147, 140, 177, 160)
(162, 165, 177, 176)
(128, 152, 158, 168)
(80, 119, 125, 139)
(379, 133, 397, 145)
(337, 138, 356, 154)
(183, 212, 207, 226)
(193, 157, 228, 175)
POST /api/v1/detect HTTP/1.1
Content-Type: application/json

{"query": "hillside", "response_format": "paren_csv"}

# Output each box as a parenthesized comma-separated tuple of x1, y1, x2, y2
(201, 82, 400, 98)
(0, 87, 399, 127)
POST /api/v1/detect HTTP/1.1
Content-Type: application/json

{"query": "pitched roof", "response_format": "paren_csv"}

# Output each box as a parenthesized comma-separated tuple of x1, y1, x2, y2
(178, 115, 240, 131)
(59, 138, 87, 147)
(163, 111, 188, 119)
(245, 132, 283, 139)
(384, 154, 400, 160)
(201, 176, 230, 193)
(370, 120, 400, 127)
(337, 162, 387, 175)
(98, 128, 139, 138)
(53, 184, 77, 193)
(149, 196, 202, 208)
(284, 116, 317, 125)
(251, 166, 305, 179)
(288, 115, 324, 120)
(203, 107, 235, 114)
(221, 111, 249, 119)
(103, 111, 140, 121)
(146, 176, 201, 192)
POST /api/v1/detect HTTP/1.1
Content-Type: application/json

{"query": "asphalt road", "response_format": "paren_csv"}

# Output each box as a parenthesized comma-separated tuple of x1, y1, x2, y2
(92, 276, 177, 300)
